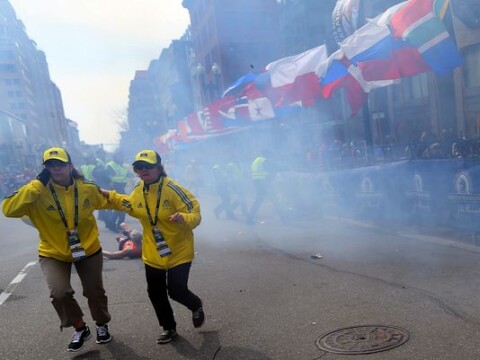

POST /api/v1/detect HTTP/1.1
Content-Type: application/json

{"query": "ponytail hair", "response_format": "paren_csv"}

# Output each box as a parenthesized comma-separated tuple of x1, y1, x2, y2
(71, 166, 85, 181)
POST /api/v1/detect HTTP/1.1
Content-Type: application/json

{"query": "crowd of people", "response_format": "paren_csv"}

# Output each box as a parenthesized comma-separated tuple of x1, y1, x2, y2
(304, 131, 480, 172)
(0, 167, 36, 199)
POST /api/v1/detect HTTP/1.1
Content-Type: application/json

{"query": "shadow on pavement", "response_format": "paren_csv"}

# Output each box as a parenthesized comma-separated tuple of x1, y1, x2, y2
(72, 339, 151, 360)
(171, 330, 274, 360)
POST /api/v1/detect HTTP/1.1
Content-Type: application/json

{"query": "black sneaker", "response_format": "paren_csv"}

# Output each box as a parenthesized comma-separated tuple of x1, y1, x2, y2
(67, 326, 91, 352)
(96, 324, 112, 344)
(157, 329, 178, 344)
(192, 303, 205, 328)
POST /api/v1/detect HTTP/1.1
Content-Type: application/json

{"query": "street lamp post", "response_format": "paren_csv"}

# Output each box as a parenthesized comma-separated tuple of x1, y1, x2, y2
(193, 63, 206, 108)
(211, 62, 222, 99)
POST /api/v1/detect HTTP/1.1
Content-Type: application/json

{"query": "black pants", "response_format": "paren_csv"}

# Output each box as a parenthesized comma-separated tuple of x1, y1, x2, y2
(145, 262, 202, 331)
(247, 180, 285, 223)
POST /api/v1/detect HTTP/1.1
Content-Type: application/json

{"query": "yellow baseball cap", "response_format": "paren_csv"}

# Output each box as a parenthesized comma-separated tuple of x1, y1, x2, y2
(42, 147, 70, 164)
(133, 150, 161, 165)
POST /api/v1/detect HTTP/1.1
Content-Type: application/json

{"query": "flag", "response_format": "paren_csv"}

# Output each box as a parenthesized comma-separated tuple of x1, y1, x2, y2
(176, 112, 206, 142)
(220, 96, 250, 121)
(265, 44, 328, 106)
(318, 4, 452, 114)
(319, 59, 366, 115)
(202, 97, 236, 130)
(186, 111, 206, 135)
(370, 1, 408, 26)
(222, 72, 257, 98)
(249, 97, 275, 121)
(219, 95, 275, 124)
(340, 21, 429, 83)
(389, 0, 462, 75)
(219, 82, 276, 127)
(244, 80, 305, 116)
(154, 129, 179, 153)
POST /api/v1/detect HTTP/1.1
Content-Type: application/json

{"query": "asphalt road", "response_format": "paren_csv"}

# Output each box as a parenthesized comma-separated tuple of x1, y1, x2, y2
(1, 195, 480, 360)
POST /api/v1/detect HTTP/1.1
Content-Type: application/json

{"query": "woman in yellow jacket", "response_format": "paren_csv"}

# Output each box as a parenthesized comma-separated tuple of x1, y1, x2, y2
(104, 149, 203, 344)
(2, 147, 113, 352)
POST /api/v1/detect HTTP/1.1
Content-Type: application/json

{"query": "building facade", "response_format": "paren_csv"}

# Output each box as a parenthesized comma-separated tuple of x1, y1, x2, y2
(121, 33, 194, 157)
(182, 0, 281, 108)
(0, 0, 72, 167)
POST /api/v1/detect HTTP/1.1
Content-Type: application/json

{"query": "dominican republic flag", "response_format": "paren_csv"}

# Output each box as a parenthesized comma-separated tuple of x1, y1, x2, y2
(317, 0, 458, 115)
(339, 20, 431, 84)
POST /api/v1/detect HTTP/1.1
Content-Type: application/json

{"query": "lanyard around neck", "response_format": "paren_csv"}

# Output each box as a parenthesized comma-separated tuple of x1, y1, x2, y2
(143, 177, 164, 226)
(49, 181, 78, 229)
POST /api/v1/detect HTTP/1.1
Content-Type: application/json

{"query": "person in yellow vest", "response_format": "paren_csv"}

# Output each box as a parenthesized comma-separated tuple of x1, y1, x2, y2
(80, 160, 95, 182)
(100, 150, 204, 344)
(105, 151, 129, 232)
(226, 160, 248, 218)
(246, 149, 286, 225)
(2, 147, 113, 352)
(91, 150, 111, 226)
(212, 162, 235, 219)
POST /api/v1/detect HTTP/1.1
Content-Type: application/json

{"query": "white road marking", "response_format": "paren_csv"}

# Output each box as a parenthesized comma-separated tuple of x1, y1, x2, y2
(0, 261, 37, 306)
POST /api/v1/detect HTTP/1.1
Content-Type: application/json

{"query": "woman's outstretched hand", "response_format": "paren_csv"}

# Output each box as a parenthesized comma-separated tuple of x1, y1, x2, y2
(169, 212, 185, 224)
(99, 188, 110, 199)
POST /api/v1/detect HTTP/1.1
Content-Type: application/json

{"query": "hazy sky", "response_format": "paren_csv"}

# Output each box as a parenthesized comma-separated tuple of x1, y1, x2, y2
(9, 0, 190, 147)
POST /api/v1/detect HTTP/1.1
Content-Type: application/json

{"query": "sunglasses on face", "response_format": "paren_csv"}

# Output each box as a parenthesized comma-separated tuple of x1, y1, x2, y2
(134, 163, 155, 171)
(44, 160, 69, 168)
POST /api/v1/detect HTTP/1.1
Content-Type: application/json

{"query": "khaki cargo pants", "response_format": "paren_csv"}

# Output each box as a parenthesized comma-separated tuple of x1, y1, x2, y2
(39, 251, 111, 329)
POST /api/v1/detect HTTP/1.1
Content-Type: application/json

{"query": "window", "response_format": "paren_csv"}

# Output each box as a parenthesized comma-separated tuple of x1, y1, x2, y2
(4, 79, 11, 85)
(410, 74, 428, 99)
(0, 50, 14, 59)
(463, 44, 480, 88)
(398, 73, 429, 102)
(0, 64, 15, 72)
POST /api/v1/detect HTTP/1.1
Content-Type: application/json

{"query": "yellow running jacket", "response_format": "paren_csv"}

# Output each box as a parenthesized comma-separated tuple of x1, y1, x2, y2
(2, 179, 109, 262)
(105, 177, 201, 270)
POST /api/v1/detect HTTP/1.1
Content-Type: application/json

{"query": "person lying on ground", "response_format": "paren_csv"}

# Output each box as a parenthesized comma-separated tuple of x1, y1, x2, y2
(102, 222, 142, 259)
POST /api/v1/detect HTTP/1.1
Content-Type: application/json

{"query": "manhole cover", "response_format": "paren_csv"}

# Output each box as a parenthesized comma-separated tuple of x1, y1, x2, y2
(316, 325, 410, 355)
